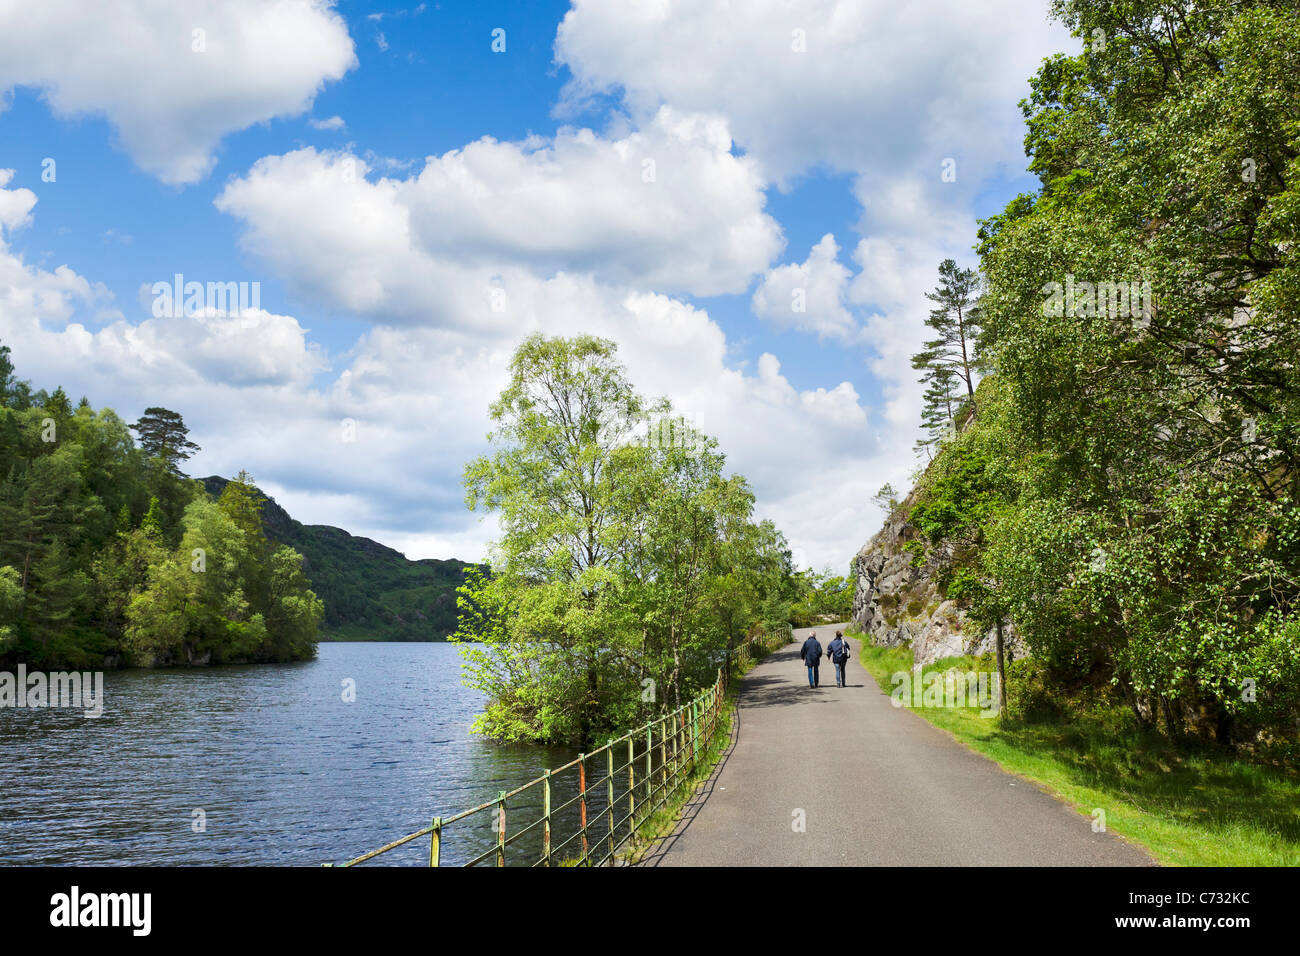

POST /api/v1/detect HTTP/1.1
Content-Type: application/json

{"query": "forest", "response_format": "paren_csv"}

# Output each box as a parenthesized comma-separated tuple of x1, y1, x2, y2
(905, 0, 1299, 752)
(0, 344, 322, 668)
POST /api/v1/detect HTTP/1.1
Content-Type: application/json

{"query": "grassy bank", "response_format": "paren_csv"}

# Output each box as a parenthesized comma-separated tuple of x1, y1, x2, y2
(854, 638, 1300, 866)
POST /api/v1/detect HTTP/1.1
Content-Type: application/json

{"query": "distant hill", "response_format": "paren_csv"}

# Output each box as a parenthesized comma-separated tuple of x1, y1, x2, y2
(202, 477, 476, 641)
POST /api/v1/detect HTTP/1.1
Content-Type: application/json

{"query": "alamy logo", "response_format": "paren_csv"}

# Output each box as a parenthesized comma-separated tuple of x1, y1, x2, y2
(50, 886, 151, 936)
(890, 666, 1000, 717)
(151, 273, 261, 319)
(629, 413, 706, 453)
(0, 665, 104, 717)
(1041, 274, 1152, 326)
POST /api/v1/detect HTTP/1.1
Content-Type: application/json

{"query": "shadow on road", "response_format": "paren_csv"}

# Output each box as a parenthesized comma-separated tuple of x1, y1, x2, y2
(739, 673, 838, 709)
(640, 641, 845, 865)
(637, 691, 742, 867)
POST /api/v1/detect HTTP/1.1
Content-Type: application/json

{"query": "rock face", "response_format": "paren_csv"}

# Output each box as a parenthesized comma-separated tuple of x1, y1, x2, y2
(851, 492, 1022, 667)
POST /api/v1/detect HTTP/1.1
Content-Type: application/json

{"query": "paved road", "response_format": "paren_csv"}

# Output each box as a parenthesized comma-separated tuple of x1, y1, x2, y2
(643, 624, 1153, 867)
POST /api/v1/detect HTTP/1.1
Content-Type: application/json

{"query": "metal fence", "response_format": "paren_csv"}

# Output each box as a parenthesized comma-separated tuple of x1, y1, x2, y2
(331, 629, 789, 867)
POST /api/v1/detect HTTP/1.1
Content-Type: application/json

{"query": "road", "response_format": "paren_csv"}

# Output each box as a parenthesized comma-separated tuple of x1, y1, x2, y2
(642, 624, 1154, 866)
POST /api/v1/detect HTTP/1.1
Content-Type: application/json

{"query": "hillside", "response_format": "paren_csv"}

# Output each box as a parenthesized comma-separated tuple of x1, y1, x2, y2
(201, 477, 475, 641)
(851, 477, 1023, 668)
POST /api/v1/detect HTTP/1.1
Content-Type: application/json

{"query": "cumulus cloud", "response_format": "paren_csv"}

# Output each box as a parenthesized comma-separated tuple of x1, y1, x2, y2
(752, 234, 856, 340)
(216, 107, 783, 321)
(0, 0, 356, 184)
(555, 0, 1068, 186)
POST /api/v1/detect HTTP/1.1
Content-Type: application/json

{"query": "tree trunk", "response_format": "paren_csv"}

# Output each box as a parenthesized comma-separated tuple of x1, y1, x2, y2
(995, 617, 1008, 718)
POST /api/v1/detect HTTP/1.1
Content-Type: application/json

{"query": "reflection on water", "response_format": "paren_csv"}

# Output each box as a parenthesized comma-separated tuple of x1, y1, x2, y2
(0, 642, 582, 866)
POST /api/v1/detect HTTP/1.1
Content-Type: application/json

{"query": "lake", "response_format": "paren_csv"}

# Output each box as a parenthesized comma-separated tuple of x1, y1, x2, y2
(0, 642, 583, 866)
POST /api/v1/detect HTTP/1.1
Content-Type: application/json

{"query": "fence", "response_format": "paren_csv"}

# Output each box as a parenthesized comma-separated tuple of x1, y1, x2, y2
(330, 628, 790, 867)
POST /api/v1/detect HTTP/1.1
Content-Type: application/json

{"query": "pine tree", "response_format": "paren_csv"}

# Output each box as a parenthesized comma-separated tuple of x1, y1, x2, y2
(130, 407, 200, 476)
(911, 259, 983, 428)
(914, 364, 961, 458)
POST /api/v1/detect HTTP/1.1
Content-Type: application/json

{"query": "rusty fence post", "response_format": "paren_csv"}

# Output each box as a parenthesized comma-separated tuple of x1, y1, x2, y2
(542, 769, 552, 867)
(578, 753, 589, 865)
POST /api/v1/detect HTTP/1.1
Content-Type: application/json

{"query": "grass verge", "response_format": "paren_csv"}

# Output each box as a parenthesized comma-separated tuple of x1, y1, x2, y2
(854, 637, 1300, 866)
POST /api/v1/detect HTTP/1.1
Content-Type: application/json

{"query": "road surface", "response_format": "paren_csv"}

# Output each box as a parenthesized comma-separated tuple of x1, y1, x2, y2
(643, 624, 1153, 866)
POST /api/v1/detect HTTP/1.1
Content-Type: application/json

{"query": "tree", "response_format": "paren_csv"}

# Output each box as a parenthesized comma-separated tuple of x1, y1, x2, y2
(0, 565, 21, 651)
(0, 341, 14, 407)
(872, 483, 900, 513)
(915, 365, 961, 458)
(955, 0, 1300, 743)
(130, 407, 200, 476)
(458, 333, 652, 744)
(0, 344, 317, 669)
(912, 259, 983, 423)
(456, 333, 795, 745)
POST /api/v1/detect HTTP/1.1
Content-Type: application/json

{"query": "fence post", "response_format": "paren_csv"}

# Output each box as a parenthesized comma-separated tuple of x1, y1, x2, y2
(626, 736, 636, 831)
(658, 717, 667, 809)
(689, 700, 697, 768)
(645, 724, 653, 813)
(578, 754, 589, 865)
(606, 747, 615, 862)
(496, 791, 506, 867)
(542, 770, 552, 867)
(429, 816, 441, 868)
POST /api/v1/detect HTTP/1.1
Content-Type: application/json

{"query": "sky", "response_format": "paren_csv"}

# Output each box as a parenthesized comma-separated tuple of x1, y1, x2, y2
(0, 0, 1076, 572)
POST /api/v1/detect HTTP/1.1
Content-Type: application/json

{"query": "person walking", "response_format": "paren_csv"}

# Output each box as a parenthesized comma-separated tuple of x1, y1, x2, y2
(800, 630, 823, 688)
(827, 630, 851, 687)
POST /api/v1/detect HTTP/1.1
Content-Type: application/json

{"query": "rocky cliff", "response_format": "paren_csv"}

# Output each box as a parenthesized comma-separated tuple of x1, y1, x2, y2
(850, 490, 1023, 667)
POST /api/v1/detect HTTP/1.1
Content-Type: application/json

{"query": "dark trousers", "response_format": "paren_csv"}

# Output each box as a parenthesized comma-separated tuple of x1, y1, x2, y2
(805, 663, 819, 687)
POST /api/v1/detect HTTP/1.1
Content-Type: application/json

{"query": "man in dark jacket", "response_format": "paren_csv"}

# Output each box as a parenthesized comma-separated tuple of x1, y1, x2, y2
(827, 630, 851, 687)
(800, 631, 823, 688)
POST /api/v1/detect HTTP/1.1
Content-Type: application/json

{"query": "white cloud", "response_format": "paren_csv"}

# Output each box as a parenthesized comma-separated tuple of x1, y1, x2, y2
(752, 233, 856, 340)
(309, 115, 347, 131)
(216, 107, 782, 317)
(0, 170, 36, 232)
(0, 0, 356, 184)
(555, 0, 1069, 186)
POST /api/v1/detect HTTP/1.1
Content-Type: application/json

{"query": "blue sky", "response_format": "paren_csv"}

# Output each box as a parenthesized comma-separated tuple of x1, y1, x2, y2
(0, 0, 1074, 569)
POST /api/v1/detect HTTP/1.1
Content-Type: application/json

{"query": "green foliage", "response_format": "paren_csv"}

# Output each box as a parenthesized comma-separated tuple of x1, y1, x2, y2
(0, 340, 320, 667)
(130, 406, 199, 476)
(206, 474, 476, 642)
(0, 565, 21, 651)
(789, 566, 853, 627)
(455, 333, 798, 746)
(910, 0, 1300, 749)
(911, 258, 985, 456)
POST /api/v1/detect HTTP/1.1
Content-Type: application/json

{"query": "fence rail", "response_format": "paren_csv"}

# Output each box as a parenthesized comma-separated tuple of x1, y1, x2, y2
(330, 629, 789, 867)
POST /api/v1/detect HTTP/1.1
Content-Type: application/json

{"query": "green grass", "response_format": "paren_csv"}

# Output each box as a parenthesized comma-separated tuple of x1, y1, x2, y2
(853, 637, 1300, 866)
